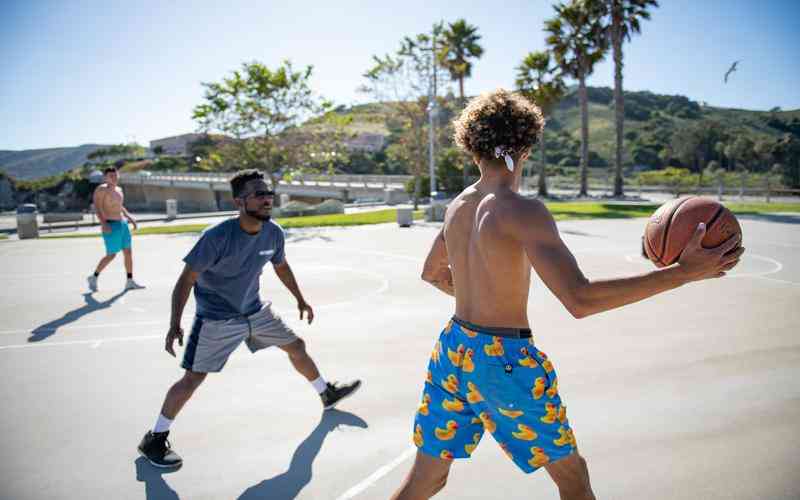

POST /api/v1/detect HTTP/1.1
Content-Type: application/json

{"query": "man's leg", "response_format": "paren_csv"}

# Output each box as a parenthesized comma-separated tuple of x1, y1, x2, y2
(279, 338, 321, 381)
(544, 451, 596, 500)
(123, 247, 133, 276)
(277, 338, 361, 409)
(138, 370, 207, 468)
(122, 247, 144, 289)
(95, 253, 117, 274)
(159, 370, 207, 420)
(391, 451, 453, 500)
(87, 253, 116, 291)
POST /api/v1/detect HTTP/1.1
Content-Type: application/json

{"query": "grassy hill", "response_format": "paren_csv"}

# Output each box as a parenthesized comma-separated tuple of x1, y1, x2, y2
(4, 87, 797, 181)
(0, 144, 109, 181)
(330, 87, 799, 170)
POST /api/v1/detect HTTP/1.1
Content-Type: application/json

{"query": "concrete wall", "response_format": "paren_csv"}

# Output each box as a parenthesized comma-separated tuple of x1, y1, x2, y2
(124, 185, 219, 212)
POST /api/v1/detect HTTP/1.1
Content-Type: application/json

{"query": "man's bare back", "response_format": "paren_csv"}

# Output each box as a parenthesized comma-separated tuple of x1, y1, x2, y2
(444, 185, 534, 328)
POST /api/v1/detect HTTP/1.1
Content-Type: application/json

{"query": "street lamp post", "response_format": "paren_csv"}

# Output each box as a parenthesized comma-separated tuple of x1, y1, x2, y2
(428, 25, 439, 198)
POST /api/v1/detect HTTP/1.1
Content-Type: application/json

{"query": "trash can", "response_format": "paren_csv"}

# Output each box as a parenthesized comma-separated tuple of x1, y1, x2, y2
(17, 204, 39, 239)
(397, 206, 414, 228)
(166, 199, 178, 220)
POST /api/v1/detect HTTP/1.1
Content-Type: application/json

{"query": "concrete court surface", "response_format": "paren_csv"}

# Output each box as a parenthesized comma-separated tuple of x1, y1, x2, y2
(0, 214, 798, 500)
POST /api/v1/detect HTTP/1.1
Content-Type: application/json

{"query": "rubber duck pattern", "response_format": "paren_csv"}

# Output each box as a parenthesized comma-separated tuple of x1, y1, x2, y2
(413, 319, 576, 471)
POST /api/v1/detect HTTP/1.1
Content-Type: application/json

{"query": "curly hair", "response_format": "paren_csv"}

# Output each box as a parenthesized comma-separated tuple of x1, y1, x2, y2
(452, 89, 545, 162)
(229, 169, 264, 198)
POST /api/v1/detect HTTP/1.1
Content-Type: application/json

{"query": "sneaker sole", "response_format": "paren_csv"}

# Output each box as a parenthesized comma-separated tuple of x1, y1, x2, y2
(323, 381, 362, 410)
(137, 447, 183, 468)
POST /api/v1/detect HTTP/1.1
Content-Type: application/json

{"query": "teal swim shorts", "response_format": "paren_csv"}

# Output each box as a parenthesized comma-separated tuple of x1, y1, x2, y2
(102, 220, 132, 255)
(412, 317, 577, 473)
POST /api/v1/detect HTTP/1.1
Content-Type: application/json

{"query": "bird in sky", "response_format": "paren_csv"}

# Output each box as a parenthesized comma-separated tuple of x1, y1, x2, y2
(724, 61, 740, 84)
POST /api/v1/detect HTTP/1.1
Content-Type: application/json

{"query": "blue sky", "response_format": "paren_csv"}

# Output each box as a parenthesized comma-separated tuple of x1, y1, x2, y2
(2, 0, 798, 150)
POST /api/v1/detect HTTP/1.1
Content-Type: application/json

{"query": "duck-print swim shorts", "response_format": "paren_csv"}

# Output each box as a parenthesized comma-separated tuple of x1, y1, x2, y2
(412, 316, 577, 473)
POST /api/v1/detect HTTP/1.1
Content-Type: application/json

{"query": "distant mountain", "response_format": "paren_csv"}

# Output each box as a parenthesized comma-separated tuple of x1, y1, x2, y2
(0, 144, 109, 181)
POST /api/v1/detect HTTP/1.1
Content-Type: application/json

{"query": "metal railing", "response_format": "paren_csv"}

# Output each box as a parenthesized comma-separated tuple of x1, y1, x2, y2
(119, 171, 412, 189)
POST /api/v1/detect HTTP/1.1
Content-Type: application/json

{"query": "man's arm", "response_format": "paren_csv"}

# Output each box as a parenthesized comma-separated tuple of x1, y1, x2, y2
(121, 205, 137, 231)
(421, 229, 455, 297)
(512, 199, 743, 319)
(165, 264, 198, 356)
(93, 187, 110, 232)
(273, 259, 314, 323)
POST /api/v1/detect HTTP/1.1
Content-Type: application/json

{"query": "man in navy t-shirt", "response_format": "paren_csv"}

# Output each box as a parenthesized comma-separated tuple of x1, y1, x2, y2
(137, 169, 361, 468)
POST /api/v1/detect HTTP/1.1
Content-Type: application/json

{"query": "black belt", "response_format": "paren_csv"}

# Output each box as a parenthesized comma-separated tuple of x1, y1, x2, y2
(451, 316, 532, 339)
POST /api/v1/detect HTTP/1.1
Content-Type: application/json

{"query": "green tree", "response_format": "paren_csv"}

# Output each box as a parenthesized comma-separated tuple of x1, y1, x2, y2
(671, 121, 727, 186)
(438, 19, 484, 104)
(771, 134, 800, 188)
(192, 60, 328, 198)
(515, 51, 566, 196)
(604, 0, 659, 196)
(362, 33, 442, 209)
(546, 0, 608, 196)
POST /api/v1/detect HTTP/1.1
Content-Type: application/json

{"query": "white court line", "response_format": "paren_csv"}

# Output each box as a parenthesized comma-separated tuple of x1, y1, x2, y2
(624, 252, 785, 279)
(335, 446, 417, 500)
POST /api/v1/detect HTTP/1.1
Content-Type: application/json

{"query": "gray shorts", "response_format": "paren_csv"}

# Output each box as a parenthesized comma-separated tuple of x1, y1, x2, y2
(181, 304, 299, 373)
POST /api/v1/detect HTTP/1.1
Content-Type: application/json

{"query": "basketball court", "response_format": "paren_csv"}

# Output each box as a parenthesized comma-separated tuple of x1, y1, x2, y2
(1, 214, 798, 500)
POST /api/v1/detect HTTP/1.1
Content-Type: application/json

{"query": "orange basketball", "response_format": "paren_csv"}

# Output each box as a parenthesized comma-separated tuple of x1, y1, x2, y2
(643, 196, 742, 267)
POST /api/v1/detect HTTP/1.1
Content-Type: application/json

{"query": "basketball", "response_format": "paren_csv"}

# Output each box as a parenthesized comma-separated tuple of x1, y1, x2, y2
(643, 196, 742, 267)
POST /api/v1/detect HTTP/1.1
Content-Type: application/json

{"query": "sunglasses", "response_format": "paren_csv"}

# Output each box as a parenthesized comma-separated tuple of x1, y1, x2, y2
(242, 189, 275, 199)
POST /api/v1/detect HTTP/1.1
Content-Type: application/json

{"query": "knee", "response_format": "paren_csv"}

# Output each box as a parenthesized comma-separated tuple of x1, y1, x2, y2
(179, 372, 206, 392)
(286, 338, 308, 359)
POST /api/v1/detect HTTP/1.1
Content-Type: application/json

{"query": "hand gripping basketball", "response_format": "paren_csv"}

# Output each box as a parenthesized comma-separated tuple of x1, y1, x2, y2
(677, 223, 745, 281)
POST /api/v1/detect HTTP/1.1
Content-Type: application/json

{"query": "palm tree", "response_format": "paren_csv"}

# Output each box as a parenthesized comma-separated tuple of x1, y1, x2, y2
(439, 19, 484, 188)
(545, 0, 607, 196)
(516, 51, 566, 197)
(438, 19, 484, 103)
(607, 0, 659, 197)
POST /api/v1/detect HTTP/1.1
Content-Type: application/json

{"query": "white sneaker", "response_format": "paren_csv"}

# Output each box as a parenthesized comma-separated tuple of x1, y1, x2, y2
(87, 275, 98, 292)
(125, 279, 145, 290)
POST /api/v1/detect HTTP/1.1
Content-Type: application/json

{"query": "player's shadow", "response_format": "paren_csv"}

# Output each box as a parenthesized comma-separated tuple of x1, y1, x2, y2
(28, 290, 128, 342)
(238, 409, 368, 500)
(135, 457, 181, 500)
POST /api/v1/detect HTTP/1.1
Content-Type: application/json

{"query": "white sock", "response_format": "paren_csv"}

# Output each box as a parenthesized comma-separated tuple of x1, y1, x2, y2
(311, 376, 328, 394)
(153, 414, 173, 433)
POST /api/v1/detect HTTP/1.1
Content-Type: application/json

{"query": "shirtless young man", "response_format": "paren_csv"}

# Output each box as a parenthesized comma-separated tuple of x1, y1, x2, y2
(87, 163, 144, 291)
(391, 89, 744, 500)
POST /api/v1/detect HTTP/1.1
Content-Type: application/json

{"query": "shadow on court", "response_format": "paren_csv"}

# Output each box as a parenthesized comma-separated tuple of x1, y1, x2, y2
(238, 409, 369, 500)
(28, 290, 129, 342)
(135, 457, 181, 500)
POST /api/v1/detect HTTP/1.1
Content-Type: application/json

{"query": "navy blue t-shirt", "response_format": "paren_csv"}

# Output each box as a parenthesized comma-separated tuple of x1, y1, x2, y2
(183, 218, 285, 320)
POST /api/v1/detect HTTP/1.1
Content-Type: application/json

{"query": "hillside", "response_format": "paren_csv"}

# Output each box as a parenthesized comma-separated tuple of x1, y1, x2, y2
(0, 144, 109, 181)
(4, 87, 798, 181)
(332, 87, 799, 169)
